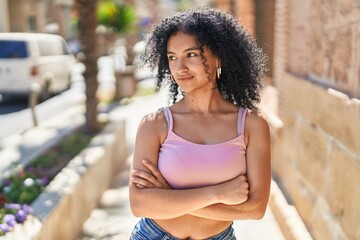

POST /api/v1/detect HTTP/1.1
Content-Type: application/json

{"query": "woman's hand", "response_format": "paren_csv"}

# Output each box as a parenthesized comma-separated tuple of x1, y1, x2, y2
(131, 160, 172, 189)
(215, 174, 249, 205)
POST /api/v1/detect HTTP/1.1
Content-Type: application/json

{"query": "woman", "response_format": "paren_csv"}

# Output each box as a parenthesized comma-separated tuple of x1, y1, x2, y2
(129, 8, 271, 240)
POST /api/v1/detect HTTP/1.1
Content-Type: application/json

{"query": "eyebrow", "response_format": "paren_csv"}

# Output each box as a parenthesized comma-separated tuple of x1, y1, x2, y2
(167, 46, 201, 54)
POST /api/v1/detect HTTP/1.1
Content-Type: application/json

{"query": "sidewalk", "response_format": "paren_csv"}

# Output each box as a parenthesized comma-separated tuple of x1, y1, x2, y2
(78, 84, 286, 240)
(0, 88, 86, 177)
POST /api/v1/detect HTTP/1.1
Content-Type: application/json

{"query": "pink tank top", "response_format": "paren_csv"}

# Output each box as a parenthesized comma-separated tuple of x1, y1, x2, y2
(158, 107, 247, 189)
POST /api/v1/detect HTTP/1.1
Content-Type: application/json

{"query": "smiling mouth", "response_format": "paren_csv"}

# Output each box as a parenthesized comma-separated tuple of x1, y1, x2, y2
(177, 76, 193, 81)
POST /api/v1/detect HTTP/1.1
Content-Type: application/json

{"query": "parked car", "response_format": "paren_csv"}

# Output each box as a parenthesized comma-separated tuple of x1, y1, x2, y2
(0, 33, 76, 100)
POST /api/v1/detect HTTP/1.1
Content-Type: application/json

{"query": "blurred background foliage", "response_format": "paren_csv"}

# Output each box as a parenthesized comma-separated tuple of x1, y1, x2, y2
(97, 0, 137, 33)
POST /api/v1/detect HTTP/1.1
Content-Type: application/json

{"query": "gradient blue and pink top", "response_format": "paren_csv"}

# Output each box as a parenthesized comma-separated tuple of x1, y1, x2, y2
(158, 107, 247, 189)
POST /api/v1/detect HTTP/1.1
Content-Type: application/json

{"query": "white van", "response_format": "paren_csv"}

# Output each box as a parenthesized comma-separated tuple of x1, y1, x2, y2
(0, 33, 76, 100)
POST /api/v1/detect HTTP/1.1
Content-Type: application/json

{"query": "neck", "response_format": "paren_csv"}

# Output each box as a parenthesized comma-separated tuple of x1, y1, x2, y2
(182, 88, 226, 115)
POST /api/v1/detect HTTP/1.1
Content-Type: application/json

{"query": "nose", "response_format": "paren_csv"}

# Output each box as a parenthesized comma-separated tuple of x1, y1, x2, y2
(175, 59, 188, 74)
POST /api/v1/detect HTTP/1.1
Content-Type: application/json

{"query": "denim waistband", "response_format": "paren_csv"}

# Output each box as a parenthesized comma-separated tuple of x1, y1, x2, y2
(207, 222, 235, 240)
(135, 218, 235, 240)
(143, 218, 182, 240)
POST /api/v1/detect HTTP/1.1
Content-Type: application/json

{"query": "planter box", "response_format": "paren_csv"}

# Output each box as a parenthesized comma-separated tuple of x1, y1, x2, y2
(1, 120, 128, 240)
(115, 65, 137, 99)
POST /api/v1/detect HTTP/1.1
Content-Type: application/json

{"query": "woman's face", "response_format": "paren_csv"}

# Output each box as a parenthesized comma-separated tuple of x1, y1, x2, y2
(166, 31, 220, 93)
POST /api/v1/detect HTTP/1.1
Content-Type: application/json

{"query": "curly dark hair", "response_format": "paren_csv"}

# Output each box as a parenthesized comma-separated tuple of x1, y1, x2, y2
(142, 8, 267, 110)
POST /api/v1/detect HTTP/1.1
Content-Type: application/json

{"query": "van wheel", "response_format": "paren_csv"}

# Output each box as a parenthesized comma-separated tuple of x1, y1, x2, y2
(40, 81, 50, 101)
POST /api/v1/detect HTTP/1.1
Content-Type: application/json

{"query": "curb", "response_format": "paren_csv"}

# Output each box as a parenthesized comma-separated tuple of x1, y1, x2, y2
(0, 105, 85, 178)
(259, 91, 313, 240)
(1, 120, 128, 240)
(269, 180, 313, 240)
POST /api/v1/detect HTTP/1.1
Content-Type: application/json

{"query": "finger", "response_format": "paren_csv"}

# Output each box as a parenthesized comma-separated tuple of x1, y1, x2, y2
(142, 160, 162, 179)
(132, 169, 156, 182)
(142, 160, 170, 187)
(132, 170, 162, 188)
(131, 177, 154, 188)
(136, 184, 145, 189)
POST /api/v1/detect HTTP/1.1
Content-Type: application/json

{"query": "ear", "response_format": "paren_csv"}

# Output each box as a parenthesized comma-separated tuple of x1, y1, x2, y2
(216, 58, 221, 68)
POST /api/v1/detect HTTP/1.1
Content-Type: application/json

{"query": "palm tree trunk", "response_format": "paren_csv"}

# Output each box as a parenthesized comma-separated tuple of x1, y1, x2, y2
(75, 0, 100, 132)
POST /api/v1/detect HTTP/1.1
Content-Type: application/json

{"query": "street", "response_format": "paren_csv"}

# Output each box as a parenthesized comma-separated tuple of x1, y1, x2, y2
(0, 67, 85, 138)
(0, 57, 117, 139)
(0, 98, 28, 114)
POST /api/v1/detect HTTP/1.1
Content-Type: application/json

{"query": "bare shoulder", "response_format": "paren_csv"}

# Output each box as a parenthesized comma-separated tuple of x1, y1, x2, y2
(140, 108, 166, 125)
(246, 110, 269, 126)
(244, 109, 270, 141)
(137, 108, 168, 142)
(132, 108, 168, 168)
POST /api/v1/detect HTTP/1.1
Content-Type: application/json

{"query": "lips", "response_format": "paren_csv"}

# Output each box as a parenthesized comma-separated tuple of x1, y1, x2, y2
(177, 76, 194, 81)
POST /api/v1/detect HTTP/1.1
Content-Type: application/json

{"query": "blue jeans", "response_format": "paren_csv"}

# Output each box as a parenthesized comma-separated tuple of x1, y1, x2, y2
(130, 218, 237, 240)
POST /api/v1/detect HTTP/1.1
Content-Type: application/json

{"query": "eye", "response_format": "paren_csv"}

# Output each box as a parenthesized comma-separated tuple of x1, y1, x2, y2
(167, 55, 177, 61)
(187, 52, 198, 58)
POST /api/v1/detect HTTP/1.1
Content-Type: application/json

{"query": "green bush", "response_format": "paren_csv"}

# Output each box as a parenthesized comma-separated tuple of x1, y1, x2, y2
(97, 1, 137, 33)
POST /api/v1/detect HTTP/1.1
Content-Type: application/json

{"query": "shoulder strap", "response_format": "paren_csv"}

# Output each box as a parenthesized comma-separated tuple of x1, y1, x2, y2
(162, 107, 173, 132)
(237, 108, 248, 136)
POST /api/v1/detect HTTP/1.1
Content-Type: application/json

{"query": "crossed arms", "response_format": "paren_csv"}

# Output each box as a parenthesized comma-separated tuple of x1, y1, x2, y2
(128, 110, 271, 221)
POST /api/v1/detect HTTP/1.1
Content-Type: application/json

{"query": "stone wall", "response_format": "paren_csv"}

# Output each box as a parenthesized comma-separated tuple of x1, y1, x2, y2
(213, 0, 234, 15)
(214, 0, 275, 79)
(272, 0, 360, 239)
(286, 0, 360, 97)
(235, 0, 256, 36)
(214, 0, 255, 34)
(255, 0, 275, 78)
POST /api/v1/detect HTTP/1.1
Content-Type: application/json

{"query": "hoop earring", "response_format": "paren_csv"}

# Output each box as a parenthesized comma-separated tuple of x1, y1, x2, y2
(216, 67, 222, 80)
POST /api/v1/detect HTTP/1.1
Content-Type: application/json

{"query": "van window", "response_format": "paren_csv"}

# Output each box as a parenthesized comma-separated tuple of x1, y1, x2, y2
(61, 40, 72, 55)
(38, 39, 63, 56)
(0, 40, 28, 58)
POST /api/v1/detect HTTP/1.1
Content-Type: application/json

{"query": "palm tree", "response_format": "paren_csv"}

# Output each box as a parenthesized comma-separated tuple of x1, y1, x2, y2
(75, 0, 100, 132)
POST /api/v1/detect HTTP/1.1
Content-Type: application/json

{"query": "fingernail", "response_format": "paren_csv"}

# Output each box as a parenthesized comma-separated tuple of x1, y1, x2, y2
(142, 160, 147, 164)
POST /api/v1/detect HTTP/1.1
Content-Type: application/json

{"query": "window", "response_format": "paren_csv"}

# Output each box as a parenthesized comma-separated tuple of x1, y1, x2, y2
(0, 40, 28, 58)
(38, 39, 63, 56)
(28, 16, 36, 32)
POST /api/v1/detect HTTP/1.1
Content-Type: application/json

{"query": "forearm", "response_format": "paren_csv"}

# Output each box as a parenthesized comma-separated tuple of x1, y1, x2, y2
(129, 184, 218, 219)
(130, 164, 250, 219)
(189, 195, 268, 221)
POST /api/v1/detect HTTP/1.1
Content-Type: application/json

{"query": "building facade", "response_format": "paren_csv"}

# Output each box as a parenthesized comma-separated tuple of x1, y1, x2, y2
(272, 0, 360, 239)
(214, 0, 275, 80)
(0, 0, 10, 32)
(215, 0, 360, 239)
(0, 0, 75, 40)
